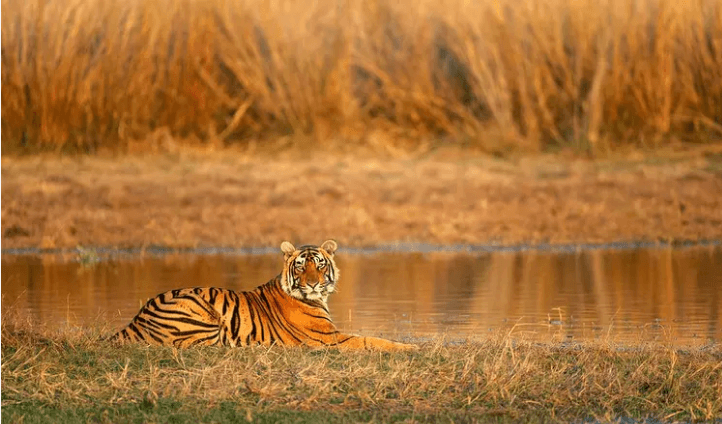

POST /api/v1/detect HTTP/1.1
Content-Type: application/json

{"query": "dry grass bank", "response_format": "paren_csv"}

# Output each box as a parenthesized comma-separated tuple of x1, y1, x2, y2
(2, 150, 722, 250)
(2, 316, 721, 423)
(2, 0, 722, 154)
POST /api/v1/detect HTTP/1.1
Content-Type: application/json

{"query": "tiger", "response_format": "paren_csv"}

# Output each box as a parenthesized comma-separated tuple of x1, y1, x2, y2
(107, 240, 415, 350)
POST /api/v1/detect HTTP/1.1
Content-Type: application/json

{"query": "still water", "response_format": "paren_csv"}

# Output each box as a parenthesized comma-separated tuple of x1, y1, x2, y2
(2, 246, 721, 345)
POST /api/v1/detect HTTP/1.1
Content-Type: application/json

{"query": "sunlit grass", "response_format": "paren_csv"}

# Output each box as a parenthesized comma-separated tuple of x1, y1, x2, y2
(2, 0, 721, 154)
(2, 313, 721, 423)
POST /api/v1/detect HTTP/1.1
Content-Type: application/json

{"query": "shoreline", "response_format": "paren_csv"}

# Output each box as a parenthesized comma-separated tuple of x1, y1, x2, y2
(3, 149, 722, 251)
(2, 238, 721, 259)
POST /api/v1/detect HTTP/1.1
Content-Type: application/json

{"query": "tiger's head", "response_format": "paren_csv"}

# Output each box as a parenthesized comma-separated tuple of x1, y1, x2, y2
(280, 240, 340, 303)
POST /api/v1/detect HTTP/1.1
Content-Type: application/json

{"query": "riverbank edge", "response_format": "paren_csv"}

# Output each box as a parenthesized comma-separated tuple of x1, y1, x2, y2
(2, 238, 721, 259)
(3, 148, 722, 251)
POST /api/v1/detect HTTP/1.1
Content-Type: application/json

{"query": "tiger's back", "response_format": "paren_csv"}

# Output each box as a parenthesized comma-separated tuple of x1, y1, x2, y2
(108, 282, 339, 348)
(108, 240, 415, 350)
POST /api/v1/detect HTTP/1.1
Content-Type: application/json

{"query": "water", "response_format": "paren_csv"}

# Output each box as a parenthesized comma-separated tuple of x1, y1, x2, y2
(2, 246, 721, 345)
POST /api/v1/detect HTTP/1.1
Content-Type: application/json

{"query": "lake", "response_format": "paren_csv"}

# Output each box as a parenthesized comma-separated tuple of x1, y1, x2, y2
(2, 245, 721, 345)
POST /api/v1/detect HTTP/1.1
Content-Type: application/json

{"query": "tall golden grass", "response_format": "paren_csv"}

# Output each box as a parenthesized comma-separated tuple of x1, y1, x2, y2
(2, 0, 722, 153)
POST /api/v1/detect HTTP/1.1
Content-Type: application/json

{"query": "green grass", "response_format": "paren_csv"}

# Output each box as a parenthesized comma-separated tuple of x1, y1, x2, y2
(2, 321, 721, 423)
(2, 401, 512, 424)
(3, 401, 374, 424)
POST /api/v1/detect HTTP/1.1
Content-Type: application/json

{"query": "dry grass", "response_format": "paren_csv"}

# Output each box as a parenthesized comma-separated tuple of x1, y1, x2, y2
(2, 151, 722, 249)
(2, 0, 722, 154)
(2, 314, 721, 423)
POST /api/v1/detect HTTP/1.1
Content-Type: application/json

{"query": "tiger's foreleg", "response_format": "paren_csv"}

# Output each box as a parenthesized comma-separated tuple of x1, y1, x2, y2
(329, 334, 417, 351)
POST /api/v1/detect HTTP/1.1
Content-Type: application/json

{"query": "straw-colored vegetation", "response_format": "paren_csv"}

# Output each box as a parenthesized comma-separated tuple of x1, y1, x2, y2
(4, 152, 722, 250)
(2, 316, 721, 423)
(2, 0, 722, 154)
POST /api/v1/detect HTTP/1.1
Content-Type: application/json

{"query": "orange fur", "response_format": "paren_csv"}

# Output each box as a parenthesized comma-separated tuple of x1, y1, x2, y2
(108, 241, 415, 350)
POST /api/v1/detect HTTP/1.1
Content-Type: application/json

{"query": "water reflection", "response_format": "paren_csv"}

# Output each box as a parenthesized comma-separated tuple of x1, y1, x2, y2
(2, 246, 721, 345)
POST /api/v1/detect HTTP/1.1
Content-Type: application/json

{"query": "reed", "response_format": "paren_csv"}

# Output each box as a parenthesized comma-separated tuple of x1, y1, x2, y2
(2, 0, 721, 154)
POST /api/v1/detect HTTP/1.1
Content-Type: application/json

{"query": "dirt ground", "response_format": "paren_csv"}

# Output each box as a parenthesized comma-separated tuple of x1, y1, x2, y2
(2, 146, 722, 250)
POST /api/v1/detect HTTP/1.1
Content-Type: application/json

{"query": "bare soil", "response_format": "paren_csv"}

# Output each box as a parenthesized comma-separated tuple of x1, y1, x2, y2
(2, 147, 722, 250)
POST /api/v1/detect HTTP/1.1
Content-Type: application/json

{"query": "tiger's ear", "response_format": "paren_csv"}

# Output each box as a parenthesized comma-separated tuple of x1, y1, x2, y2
(281, 241, 296, 259)
(320, 240, 338, 256)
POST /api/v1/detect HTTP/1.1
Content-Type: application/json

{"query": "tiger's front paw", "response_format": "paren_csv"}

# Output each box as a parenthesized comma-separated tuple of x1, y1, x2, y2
(390, 341, 418, 351)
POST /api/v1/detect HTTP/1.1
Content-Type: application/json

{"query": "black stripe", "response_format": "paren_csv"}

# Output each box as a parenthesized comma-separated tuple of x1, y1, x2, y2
(131, 322, 165, 344)
(172, 328, 217, 337)
(295, 332, 326, 345)
(265, 325, 277, 344)
(208, 288, 219, 304)
(287, 268, 295, 290)
(174, 336, 192, 347)
(174, 294, 217, 317)
(141, 308, 192, 321)
(264, 310, 287, 344)
(172, 316, 219, 328)
(307, 328, 340, 335)
(136, 323, 166, 343)
(258, 307, 266, 343)
(222, 291, 229, 315)
(302, 311, 333, 322)
(147, 298, 194, 317)
(230, 292, 242, 340)
(328, 335, 355, 346)
(246, 293, 262, 343)
(191, 332, 220, 346)
(137, 316, 180, 332)
(127, 322, 144, 340)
